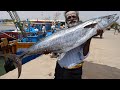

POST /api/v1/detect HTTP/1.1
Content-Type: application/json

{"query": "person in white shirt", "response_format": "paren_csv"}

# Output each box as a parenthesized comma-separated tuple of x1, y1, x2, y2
(44, 11, 100, 79)
(51, 22, 56, 33)
(42, 24, 46, 37)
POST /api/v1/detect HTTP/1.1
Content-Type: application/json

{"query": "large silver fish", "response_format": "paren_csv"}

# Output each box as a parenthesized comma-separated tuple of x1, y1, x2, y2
(8, 14, 119, 78)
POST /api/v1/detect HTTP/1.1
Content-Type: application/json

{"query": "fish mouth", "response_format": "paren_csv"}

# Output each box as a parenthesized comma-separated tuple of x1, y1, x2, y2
(105, 14, 119, 22)
(98, 14, 117, 20)
(109, 14, 119, 23)
(98, 14, 119, 24)
(114, 16, 119, 22)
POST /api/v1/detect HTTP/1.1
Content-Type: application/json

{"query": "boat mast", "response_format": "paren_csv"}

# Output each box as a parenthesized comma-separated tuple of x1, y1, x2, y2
(7, 11, 27, 38)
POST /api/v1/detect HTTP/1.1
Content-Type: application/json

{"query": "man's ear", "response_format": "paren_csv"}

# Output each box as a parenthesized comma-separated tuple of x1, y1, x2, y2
(84, 23, 98, 28)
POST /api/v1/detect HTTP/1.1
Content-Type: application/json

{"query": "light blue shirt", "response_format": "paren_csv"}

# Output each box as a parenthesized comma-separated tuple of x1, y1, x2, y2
(57, 44, 89, 68)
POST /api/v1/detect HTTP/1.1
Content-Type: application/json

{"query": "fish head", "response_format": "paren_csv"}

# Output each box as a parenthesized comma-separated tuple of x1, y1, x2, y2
(97, 14, 119, 29)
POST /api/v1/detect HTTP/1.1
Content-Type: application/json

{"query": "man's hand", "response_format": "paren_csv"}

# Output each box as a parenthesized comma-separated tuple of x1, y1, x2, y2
(96, 29, 104, 35)
(96, 29, 100, 34)
(93, 29, 104, 39)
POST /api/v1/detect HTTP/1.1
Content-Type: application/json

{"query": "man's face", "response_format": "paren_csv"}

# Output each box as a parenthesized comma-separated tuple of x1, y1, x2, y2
(66, 11, 79, 28)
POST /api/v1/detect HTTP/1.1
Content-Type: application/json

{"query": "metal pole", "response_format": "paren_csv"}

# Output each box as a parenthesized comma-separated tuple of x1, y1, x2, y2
(7, 11, 27, 38)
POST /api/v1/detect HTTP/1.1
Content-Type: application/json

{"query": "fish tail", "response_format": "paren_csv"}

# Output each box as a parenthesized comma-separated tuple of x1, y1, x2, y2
(7, 54, 22, 78)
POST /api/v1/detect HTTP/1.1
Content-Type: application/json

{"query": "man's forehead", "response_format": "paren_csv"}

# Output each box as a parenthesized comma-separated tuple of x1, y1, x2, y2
(66, 11, 77, 16)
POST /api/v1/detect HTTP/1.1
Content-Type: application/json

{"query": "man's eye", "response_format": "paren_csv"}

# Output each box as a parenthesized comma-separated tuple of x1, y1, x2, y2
(67, 16, 77, 19)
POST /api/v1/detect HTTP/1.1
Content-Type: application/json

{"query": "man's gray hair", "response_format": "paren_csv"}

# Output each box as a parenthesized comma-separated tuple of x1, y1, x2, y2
(64, 11, 80, 24)
(64, 11, 79, 18)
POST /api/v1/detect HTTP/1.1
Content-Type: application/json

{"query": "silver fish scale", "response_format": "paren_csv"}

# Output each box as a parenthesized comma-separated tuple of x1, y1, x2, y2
(19, 14, 119, 58)
(12, 14, 119, 79)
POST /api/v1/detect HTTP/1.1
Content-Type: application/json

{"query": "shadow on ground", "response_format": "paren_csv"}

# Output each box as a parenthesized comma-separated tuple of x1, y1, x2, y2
(82, 61, 120, 79)
(93, 36, 103, 39)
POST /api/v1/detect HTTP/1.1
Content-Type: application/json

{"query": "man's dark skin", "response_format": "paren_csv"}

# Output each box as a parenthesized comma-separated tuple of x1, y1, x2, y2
(83, 38, 91, 56)
(82, 23, 98, 56)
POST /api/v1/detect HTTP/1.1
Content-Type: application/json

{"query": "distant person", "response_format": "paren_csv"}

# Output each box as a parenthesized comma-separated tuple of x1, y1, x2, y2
(60, 24, 65, 29)
(34, 28, 39, 32)
(51, 23, 56, 33)
(114, 24, 120, 35)
(43, 11, 101, 79)
(42, 24, 46, 37)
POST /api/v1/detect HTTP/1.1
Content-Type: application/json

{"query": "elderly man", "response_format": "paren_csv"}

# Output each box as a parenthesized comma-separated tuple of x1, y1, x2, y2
(44, 11, 98, 79)
(51, 11, 91, 79)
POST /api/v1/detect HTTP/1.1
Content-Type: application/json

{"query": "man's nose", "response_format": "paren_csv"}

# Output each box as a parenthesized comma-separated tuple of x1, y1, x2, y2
(69, 17, 76, 21)
(70, 17, 74, 20)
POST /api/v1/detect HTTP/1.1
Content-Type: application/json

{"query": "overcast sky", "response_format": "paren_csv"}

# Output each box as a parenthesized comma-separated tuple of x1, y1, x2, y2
(0, 11, 120, 23)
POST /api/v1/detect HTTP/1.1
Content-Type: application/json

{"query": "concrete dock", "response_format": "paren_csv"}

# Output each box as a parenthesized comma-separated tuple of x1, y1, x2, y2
(0, 30, 120, 79)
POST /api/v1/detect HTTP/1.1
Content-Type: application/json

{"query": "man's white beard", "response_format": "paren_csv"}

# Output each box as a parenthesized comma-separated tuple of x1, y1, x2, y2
(67, 21, 78, 28)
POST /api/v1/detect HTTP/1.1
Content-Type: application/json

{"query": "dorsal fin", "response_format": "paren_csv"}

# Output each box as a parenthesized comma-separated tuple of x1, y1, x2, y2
(84, 23, 98, 28)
